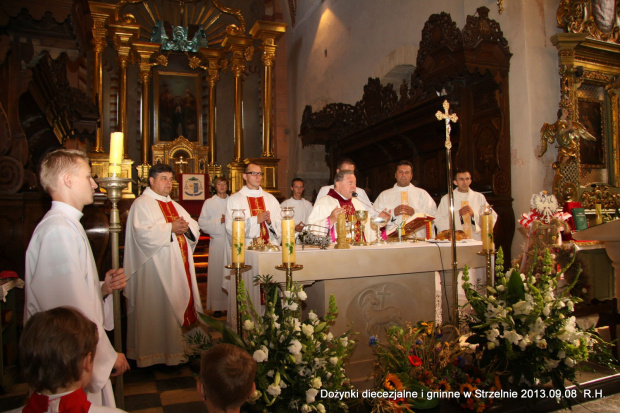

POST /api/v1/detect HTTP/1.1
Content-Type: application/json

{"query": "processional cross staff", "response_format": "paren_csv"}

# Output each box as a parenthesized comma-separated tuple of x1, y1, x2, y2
(435, 100, 459, 325)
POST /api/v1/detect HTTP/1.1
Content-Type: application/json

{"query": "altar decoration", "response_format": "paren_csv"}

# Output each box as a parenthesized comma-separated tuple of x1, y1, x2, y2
(462, 247, 615, 403)
(239, 275, 356, 412)
(369, 321, 496, 412)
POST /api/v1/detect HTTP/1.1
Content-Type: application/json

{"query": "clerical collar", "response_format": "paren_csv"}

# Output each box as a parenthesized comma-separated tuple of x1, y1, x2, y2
(144, 187, 170, 202)
(240, 185, 263, 196)
(393, 183, 413, 190)
(51, 201, 84, 221)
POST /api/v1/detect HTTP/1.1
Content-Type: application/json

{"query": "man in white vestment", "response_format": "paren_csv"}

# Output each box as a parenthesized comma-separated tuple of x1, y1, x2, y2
(198, 176, 229, 318)
(315, 158, 374, 214)
(224, 163, 281, 321)
(308, 170, 389, 243)
(124, 163, 203, 367)
(25, 149, 129, 408)
(373, 160, 438, 239)
(280, 178, 313, 234)
(435, 170, 497, 240)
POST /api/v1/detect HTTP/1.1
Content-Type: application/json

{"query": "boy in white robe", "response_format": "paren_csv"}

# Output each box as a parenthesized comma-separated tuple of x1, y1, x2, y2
(7, 306, 126, 413)
(124, 163, 203, 367)
(25, 149, 129, 408)
(280, 177, 313, 236)
(435, 170, 497, 240)
(198, 176, 230, 316)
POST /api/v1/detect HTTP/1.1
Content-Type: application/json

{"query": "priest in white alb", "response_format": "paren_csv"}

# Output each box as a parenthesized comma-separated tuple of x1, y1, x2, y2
(373, 160, 437, 238)
(315, 158, 375, 215)
(198, 176, 230, 317)
(25, 149, 129, 408)
(124, 163, 203, 367)
(224, 163, 281, 321)
(308, 170, 389, 243)
(435, 169, 497, 240)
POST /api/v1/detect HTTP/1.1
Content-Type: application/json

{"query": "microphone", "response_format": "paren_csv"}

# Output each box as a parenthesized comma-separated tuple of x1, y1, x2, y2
(352, 192, 382, 218)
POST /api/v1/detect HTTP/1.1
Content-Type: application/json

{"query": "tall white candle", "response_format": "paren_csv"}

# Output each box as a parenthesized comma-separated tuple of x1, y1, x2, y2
(281, 218, 296, 266)
(108, 132, 123, 176)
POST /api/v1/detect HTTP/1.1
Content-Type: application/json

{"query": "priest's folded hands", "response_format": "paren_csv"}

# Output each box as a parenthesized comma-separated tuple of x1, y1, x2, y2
(171, 216, 190, 235)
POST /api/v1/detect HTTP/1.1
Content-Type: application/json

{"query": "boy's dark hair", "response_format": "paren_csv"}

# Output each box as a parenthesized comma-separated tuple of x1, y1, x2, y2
(20, 307, 98, 394)
(200, 344, 257, 409)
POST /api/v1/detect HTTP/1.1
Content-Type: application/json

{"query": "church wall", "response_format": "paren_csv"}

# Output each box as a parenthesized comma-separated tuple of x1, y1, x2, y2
(284, 0, 563, 258)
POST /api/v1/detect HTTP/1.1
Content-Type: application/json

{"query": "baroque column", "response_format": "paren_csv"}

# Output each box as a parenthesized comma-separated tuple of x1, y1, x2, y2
(199, 48, 227, 179)
(89, 3, 115, 153)
(133, 41, 161, 193)
(249, 21, 287, 197)
(222, 33, 254, 193)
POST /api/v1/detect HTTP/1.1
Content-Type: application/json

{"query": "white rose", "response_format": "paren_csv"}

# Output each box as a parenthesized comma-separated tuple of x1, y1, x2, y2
(496, 284, 505, 291)
(267, 384, 281, 396)
(308, 312, 318, 322)
(306, 388, 319, 403)
(537, 339, 548, 349)
(326, 332, 333, 341)
(288, 339, 302, 355)
(565, 357, 576, 367)
(302, 324, 315, 337)
(301, 405, 312, 413)
(317, 403, 326, 413)
(284, 291, 292, 298)
(557, 350, 566, 359)
(243, 320, 254, 330)
(330, 357, 338, 365)
(298, 290, 308, 300)
(312, 376, 322, 389)
(289, 302, 299, 311)
(267, 370, 274, 377)
(253, 348, 268, 363)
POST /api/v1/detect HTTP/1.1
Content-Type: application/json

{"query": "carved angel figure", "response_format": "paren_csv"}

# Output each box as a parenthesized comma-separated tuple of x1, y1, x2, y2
(538, 108, 597, 167)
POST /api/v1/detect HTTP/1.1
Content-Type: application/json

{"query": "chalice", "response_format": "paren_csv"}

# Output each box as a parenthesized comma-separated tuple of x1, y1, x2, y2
(369, 217, 387, 245)
(353, 210, 369, 246)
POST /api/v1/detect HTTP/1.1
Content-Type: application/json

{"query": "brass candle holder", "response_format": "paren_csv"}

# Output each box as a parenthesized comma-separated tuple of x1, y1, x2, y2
(96, 176, 131, 409)
(225, 263, 253, 335)
(275, 263, 304, 291)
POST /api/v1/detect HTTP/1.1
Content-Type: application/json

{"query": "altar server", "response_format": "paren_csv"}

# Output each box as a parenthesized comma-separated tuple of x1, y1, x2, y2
(373, 160, 437, 238)
(198, 176, 230, 317)
(8, 307, 126, 413)
(280, 177, 313, 233)
(435, 169, 497, 240)
(124, 163, 203, 367)
(25, 149, 128, 407)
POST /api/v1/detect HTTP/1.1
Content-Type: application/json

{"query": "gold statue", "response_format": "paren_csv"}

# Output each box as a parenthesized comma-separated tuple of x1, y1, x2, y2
(538, 108, 596, 168)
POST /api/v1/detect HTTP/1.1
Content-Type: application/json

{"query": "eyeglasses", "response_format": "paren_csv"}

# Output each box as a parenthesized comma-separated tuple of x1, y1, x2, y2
(246, 172, 264, 176)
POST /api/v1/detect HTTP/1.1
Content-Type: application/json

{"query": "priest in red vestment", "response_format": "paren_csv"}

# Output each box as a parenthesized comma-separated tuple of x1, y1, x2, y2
(124, 163, 203, 367)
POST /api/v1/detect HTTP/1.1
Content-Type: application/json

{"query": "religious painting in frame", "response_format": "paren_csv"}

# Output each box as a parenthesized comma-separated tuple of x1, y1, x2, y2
(179, 173, 207, 201)
(153, 70, 202, 144)
(577, 97, 606, 169)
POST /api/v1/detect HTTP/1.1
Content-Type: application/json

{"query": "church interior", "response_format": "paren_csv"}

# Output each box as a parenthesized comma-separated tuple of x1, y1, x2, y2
(2, 0, 620, 411)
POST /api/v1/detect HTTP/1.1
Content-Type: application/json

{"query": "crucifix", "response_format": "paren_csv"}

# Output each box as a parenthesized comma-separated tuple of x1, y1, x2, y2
(175, 156, 188, 174)
(435, 100, 459, 326)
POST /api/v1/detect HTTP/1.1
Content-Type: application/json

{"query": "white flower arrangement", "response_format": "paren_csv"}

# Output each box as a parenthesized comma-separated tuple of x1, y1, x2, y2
(462, 247, 614, 395)
(239, 274, 355, 412)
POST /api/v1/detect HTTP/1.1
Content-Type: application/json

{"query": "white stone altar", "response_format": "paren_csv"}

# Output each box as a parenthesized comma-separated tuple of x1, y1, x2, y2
(240, 241, 486, 389)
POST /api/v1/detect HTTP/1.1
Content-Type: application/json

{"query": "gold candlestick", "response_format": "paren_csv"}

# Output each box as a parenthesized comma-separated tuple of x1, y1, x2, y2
(275, 263, 304, 291)
(96, 176, 131, 409)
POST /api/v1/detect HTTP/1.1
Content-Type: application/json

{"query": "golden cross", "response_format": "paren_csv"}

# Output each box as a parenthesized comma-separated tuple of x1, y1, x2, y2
(435, 100, 458, 149)
(175, 156, 188, 173)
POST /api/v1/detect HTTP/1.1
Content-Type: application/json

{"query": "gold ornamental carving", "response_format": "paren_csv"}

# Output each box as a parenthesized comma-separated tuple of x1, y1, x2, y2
(557, 0, 620, 43)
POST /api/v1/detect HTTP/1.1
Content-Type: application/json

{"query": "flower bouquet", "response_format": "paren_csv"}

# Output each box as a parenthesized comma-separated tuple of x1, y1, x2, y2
(239, 275, 356, 413)
(462, 247, 615, 400)
(369, 321, 496, 412)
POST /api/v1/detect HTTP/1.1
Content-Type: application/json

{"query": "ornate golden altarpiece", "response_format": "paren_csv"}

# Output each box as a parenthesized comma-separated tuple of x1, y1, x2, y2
(545, 0, 620, 210)
(152, 136, 209, 199)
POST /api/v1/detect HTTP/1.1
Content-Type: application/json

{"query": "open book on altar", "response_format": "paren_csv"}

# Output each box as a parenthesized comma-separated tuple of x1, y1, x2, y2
(386, 213, 435, 237)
